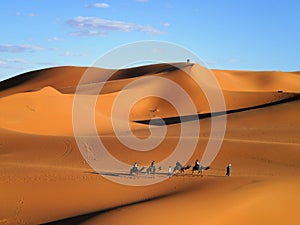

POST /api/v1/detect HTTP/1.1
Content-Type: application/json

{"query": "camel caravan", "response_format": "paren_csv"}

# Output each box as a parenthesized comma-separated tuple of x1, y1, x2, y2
(129, 159, 219, 177)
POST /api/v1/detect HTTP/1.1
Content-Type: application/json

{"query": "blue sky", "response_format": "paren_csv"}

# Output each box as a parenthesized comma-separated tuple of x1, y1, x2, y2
(0, 0, 300, 81)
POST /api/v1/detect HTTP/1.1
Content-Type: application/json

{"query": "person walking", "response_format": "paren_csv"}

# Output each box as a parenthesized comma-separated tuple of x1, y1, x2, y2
(168, 166, 172, 176)
(226, 163, 231, 176)
(194, 159, 200, 170)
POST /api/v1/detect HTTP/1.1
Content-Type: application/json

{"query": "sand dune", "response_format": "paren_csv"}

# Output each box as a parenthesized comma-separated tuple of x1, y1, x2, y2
(1, 64, 299, 135)
(0, 63, 300, 225)
(0, 63, 190, 97)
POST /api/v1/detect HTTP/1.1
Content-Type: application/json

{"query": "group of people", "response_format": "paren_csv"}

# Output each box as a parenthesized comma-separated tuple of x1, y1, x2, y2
(130, 160, 232, 177)
(130, 160, 157, 175)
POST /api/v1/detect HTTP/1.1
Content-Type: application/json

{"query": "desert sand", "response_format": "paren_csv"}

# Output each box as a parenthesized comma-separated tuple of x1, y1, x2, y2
(0, 63, 300, 225)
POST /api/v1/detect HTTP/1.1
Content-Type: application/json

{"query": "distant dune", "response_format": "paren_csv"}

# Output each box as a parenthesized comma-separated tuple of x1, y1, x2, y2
(0, 63, 300, 225)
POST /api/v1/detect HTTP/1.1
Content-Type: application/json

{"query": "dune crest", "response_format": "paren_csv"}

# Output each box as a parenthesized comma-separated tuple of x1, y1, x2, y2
(1, 64, 299, 135)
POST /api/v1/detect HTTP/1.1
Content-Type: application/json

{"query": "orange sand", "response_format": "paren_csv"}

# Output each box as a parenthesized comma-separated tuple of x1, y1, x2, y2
(0, 63, 300, 225)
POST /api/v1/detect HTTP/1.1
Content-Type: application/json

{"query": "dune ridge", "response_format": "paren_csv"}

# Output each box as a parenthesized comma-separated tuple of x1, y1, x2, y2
(0, 63, 191, 97)
(1, 63, 299, 135)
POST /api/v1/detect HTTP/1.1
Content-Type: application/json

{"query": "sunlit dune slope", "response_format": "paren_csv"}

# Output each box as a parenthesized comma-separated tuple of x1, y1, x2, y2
(1, 98, 299, 225)
(1, 63, 299, 135)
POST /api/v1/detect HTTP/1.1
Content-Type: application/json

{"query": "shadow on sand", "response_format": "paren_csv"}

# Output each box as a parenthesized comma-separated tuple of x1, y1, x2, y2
(43, 169, 226, 224)
(42, 191, 175, 225)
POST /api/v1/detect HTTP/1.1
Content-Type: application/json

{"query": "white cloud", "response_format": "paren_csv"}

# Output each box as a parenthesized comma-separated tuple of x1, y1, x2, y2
(0, 44, 46, 53)
(7, 58, 30, 64)
(0, 58, 60, 71)
(69, 30, 106, 36)
(85, 2, 110, 8)
(161, 22, 170, 27)
(0, 60, 7, 65)
(0, 58, 31, 69)
(47, 37, 64, 42)
(1, 58, 30, 64)
(64, 51, 85, 57)
(27, 13, 37, 17)
(67, 16, 161, 36)
(16, 12, 38, 17)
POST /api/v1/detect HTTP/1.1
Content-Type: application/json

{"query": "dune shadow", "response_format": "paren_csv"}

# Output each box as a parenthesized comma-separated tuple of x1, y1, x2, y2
(85, 167, 227, 178)
(134, 94, 300, 125)
(98, 171, 132, 177)
(84, 170, 132, 177)
(42, 192, 175, 225)
(43, 168, 227, 224)
(84, 170, 170, 178)
(109, 62, 193, 81)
